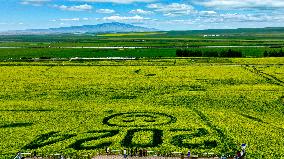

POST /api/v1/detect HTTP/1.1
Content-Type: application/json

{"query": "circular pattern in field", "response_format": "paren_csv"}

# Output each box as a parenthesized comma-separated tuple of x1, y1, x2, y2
(103, 112, 177, 127)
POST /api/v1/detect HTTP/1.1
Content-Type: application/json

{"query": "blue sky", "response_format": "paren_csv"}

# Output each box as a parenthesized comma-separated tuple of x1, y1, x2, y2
(1, 0, 284, 31)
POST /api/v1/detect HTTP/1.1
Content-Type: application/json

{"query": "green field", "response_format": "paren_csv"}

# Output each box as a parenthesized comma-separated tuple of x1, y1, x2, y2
(0, 47, 283, 60)
(0, 32, 284, 158)
(1, 32, 284, 60)
(0, 58, 284, 158)
(1, 31, 284, 48)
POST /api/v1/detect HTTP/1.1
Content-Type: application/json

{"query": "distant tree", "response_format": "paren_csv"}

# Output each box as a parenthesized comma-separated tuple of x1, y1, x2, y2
(184, 50, 190, 57)
(176, 49, 183, 57)
(188, 50, 202, 57)
(203, 51, 219, 57)
(263, 50, 269, 57)
(219, 49, 242, 58)
(233, 50, 242, 57)
(219, 50, 227, 57)
(176, 49, 191, 57)
(177, 48, 242, 58)
(279, 49, 284, 57)
(227, 49, 233, 57)
(269, 50, 278, 57)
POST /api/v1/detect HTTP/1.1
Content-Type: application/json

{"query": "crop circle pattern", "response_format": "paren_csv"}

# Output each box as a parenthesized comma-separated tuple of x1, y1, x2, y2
(103, 112, 177, 127)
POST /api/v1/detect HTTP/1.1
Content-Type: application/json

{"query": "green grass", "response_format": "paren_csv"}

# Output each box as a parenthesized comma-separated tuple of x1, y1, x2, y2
(0, 40, 283, 47)
(0, 47, 283, 60)
(1, 34, 284, 48)
(0, 48, 177, 59)
(0, 59, 284, 158)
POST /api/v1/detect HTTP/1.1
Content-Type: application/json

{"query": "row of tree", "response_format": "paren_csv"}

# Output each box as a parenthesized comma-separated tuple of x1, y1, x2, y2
(264, 49, 284, 57)
(176, 49, 242, 57)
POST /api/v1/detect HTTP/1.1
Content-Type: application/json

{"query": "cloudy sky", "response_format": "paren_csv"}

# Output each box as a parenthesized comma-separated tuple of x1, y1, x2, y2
(1, 0, 284, 31)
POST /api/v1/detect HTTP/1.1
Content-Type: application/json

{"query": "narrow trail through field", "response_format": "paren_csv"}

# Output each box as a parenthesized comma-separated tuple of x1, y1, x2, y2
(192, 108, 237, 153)
(242, 65, 284, 131)
(243, 65, 284, 87)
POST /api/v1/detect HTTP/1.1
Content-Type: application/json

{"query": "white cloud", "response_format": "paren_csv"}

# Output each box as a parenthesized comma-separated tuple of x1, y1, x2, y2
(198, 0, 284, 9)
(147, 3, 196, 16)
(21, 0, 50, 6)
(71, 0, 155, 4)
(103, 15, 150, 21)
(51, 18, 91, 22)
(129, 9, 153, 15)
(219, 13, 284, 22)
(96, 9, 115, 14)
(199, 11, 217, 15)
(59, 18, 80, 21)
(54, 4, 93, 11)
(192, 12, 284, 24)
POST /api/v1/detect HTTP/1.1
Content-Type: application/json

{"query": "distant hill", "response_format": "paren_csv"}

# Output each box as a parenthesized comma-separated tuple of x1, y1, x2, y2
(166, 27, 284, 36)
(1, 25, 284, 36)
(1, 22, 158, 35)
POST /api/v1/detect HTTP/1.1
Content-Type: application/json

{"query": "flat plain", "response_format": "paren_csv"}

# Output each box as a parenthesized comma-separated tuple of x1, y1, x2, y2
(0, 32, 284, 158)
(0, 58, 283, 158)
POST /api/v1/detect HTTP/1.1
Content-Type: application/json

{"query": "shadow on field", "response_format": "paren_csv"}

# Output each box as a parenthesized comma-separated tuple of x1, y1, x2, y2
(0, 122, 33, 128)
(240, 113, 268, 124)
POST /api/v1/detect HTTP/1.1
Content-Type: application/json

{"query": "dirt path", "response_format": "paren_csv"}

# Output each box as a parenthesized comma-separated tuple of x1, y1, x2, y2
(92, 155, 220, 159)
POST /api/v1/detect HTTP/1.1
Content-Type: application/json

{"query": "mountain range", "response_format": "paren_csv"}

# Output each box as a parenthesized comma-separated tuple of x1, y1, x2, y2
(1, 22, 284, 36)
(1, 22, 158, 35)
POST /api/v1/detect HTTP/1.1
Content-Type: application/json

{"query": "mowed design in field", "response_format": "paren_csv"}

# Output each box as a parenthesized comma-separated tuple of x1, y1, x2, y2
(0, 64, 284, 158)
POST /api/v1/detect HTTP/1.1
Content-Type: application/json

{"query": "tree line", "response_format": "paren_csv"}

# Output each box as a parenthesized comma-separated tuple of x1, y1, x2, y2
(176, 48, 284, 57)
(263, 49, 284, 57)
(176, 49, 242, 57)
